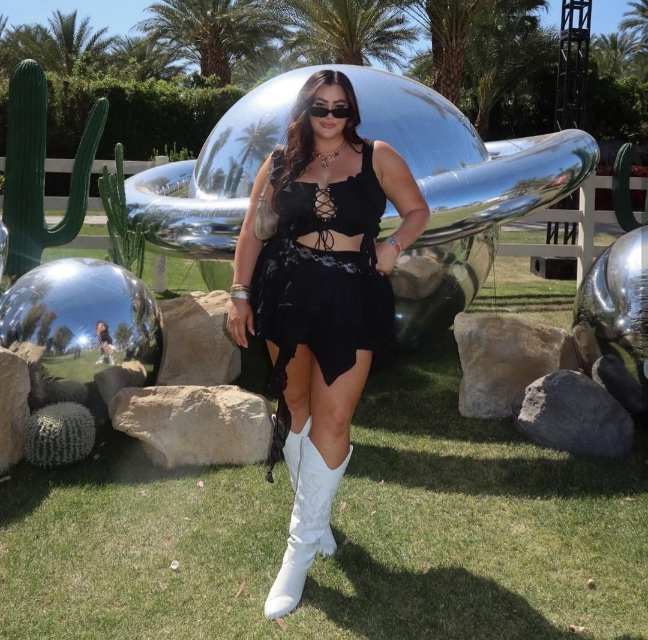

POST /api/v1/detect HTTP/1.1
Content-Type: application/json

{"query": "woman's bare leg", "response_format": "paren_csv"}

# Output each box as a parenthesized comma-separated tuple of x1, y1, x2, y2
(309, 349, 373, 468)
(265, 340, 313, 433)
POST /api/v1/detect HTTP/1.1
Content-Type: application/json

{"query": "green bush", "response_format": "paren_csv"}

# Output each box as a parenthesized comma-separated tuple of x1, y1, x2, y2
(0, 74, 244, 160)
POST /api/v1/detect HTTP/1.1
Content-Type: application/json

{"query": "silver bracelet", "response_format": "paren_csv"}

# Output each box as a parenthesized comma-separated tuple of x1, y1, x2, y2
(386, 235, 402, 254)
(230, 290, 250, 300)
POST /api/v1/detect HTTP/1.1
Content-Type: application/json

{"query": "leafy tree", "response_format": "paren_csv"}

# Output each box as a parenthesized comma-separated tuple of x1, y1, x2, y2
(629, 48, 648, 81)
(0, 24, 56, 75)
(278, 0, 417, 70)
(114, 323, 133, 352)
(137, 0, 286, 84)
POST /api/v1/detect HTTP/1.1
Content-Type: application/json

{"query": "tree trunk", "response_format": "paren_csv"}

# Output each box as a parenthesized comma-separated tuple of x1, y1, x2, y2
(200, 42, 231, 85)
(435, 44, 464, 106)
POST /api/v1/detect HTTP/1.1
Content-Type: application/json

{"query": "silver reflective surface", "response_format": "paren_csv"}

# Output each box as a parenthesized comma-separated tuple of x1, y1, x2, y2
(123, 64, 600, 344)
(0, 258, 163, 389)
(0, 220, 8, 284)
(574, 226, 647, 387)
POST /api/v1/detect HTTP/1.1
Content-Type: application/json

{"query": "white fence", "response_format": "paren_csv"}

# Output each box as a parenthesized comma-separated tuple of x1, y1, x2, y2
(0, 157, 645, 289)
(494, 174, 646, 285)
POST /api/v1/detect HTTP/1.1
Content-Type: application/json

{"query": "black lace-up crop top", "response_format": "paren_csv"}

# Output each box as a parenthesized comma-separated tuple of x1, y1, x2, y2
(269, 139, 387, 266)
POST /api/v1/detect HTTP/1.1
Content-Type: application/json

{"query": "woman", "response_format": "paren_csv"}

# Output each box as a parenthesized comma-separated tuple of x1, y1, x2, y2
(224, 69, 429, 619)
(95, 320, 114, 365)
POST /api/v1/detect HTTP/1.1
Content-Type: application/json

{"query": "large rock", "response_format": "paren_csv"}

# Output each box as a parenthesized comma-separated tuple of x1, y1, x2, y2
(591, 354, 647, 416)
(8, 342, 89, 409)
(109, 385, 272, 468)
(454, 313, 579, 418)
(8, 342, 47, 409)
(571, 322, 603, 376)
(514, 369, 634, 457)
(389, 254, 445, 300)
(94, 361, 147, 407)
(0, 347, 31, 473)
(156, 290, 241, 386)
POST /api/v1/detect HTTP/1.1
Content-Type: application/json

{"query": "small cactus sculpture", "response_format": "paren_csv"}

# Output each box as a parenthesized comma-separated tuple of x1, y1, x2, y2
(24, 401, 96, 468)
(98, 142, 146, 278)
(2, 59, 109, 279)
(613, 142, 647, 232)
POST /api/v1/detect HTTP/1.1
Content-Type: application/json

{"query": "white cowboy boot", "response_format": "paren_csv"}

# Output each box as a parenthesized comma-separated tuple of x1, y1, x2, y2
(282, 416, 338, 557)
(264, 436, 353, 620)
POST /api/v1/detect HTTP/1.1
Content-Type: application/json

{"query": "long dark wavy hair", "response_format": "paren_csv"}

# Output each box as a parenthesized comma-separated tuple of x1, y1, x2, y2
(270, 69, 365, 211)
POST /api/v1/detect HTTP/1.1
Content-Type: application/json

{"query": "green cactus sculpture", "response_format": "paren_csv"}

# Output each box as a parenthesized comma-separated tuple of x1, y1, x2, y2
(2, 59, 109, 279)
(98, 142, 146, 278)
(613, 143, 647, 232)
(24, 401, 96, 468)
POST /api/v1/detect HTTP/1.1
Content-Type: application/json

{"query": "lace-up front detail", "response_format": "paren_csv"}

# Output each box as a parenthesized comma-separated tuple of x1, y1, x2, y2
(312, 185, 338, 250)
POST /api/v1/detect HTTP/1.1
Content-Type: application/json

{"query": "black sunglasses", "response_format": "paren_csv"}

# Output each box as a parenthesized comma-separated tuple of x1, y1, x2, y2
(308, 104, 352, 119)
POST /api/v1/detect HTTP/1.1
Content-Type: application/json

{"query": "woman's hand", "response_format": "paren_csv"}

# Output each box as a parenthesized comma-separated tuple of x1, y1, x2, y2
(374, 240, 400, 276)
(225, 298, 255, 348)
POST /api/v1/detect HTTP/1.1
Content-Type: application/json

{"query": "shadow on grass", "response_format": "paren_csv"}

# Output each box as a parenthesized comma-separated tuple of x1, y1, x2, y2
(304, 539, 585, 640)
(347, 440, 648, 499)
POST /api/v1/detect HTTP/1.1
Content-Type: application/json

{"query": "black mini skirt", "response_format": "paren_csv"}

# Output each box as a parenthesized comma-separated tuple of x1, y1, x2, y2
(248, 233, 397, 482)
(249, 234, 397, 390)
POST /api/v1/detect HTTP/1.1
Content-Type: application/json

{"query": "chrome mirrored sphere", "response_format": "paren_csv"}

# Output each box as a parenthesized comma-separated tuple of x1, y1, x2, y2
(0, 258, 163, 393)
(574, 226, 647, 389)
(125, 64, 599, 346)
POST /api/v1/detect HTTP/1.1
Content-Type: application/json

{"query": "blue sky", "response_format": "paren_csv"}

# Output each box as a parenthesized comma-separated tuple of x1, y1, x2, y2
(1, 1, 635, 47)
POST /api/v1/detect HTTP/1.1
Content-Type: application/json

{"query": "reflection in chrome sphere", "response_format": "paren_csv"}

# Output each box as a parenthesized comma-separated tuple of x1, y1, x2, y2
(574, 226, 647, 389)
(125, 64, 599, 346)
(0, 258, 163, 389)
(0, 221, 8, 284)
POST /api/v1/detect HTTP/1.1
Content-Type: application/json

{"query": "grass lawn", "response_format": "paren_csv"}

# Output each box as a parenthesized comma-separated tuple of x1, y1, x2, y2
(1, 230, 647, 639)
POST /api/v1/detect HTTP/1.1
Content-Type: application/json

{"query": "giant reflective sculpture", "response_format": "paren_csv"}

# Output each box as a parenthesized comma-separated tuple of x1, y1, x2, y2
(125, 64, 599, 347)
(574, 226, 647, 389)
(0, 258, 163, 389)
(0, 221, 8, 284)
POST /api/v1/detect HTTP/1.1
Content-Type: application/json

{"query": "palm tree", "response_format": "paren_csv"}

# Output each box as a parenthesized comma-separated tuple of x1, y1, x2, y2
(630, 48, 648, 81)
(621, 0, 648, 45)
(401, 0, 496, 104)
(228, 118, 282, 195)
(470, 25, 556, 137)
(278, 0, 418, 69)
(0, 14, 7, 39)
(0, 10, 113, 76)
(137, 0, 287, 84)
(46, 9, 114, 76)
(110, 35, 187, 80)
(591, 32, 641, 78)
(401, 0, 548, 106)
(231, 43, 297, 88)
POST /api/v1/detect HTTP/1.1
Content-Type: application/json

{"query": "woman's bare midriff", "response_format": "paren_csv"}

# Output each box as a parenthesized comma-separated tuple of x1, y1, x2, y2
(295, 230, 365, 251)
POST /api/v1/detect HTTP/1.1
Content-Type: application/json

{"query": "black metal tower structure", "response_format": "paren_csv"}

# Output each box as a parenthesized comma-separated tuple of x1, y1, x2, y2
(546, 0, 593, 252)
